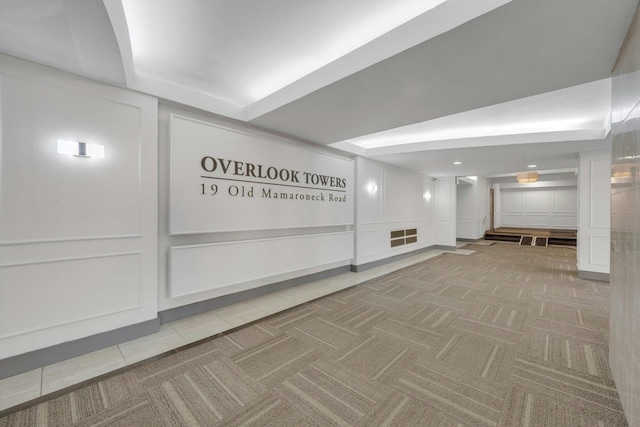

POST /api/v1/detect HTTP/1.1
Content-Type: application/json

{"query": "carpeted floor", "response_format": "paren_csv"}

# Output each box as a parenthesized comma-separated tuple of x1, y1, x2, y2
(0, 243, 627, 426)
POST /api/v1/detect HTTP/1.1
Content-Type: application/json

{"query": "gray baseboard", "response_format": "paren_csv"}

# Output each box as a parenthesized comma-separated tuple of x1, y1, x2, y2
(351, 245, 439, 272)
(159, 265, 351, 324)
(578, 270, 610, 282)
(0, 318, 160, 380)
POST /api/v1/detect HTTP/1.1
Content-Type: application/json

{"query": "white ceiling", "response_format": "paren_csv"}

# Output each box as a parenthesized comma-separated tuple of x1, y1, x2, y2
(0, 0, 637, 178)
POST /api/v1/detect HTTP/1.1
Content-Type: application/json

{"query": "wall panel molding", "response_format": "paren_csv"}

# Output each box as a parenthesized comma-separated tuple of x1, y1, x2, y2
(355, 157, 435, 265)
(499, 187, 577, 230)
(0, 253, 142, 348)
(0, 75, 144, 243)
(170, 232, 353, 299)
(0, 53, 158, 363)
(169, 114, 354, 234)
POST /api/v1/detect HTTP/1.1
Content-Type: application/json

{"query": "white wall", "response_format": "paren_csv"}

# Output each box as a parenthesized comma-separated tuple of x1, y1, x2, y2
(457, 182, 474, 238)
(0, 54, 158, 359)
(492, 173, 578, 230)
(499, 188, 577, 229)
(435, 177, 457, 246)
(457, 177, 490, 239)
(354, 157, 435, 266)
(494, 184, 503, 228)
(158, 105, 354, 310)
(577, 149, 610, 274)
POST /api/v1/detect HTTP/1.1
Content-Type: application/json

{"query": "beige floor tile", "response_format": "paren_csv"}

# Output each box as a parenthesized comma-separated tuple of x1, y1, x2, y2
(211, 302, 270, 327)
(327, 279, 358, 292)
(323, 276, 356, 289)
(244, 293, 296, 315)
(118, 325, 187, 365)
(282, 283, 326, 299)
(169, 312, 232, 343)
(445, 248, 475, 255)
(0, 368, 41, 411)
(42, 346, 125, 395)
(277, 289, 320, 306)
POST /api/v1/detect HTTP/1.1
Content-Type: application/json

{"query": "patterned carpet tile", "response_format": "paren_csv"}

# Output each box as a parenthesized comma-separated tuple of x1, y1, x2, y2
(428, 332, 514, 383)
(399, 262, 434, 275)
(359, 292, 413, 314)
(372, 317, 442, 351)
(403, 305, 458, 330)
(231, 335, 322, 387)
(216, 394, 315, 427)
(529, 300, 607, 330)
(462, 300, 528, 330)
(396, 362, 504, 426)
(141, 357, 265, 425)
(411, 273, 448, 286)
(1, 390, 128, 426)
(287, 316, 361, 353)
(413, 292, 471, 312)
(525, 317, 607, 345)
(199, 358, 265, 410)
(417, 258, 468, 275)
(511, 357, 624, 414)
(4, 370, 147, 426)
(333, 335, 416, 383)
(474, 293, 532, 311)
(354, 391, 464, 427)
(445, 276, 496, 291)
(394, 276, 446, 291)
(432, 284, 478, 301)
(275, 360, 389, 426)
(326, 303, 389, 331)
(75, 396, 157, 427)
(498, 384, 627, 427)
(486, 282, 535, 300)
(535, 286, 609, 312)
(133, 340, 225, 388)
(521, 329, 613, 379)
(380, 284, 424, 301)
(450, 317, 524, 347)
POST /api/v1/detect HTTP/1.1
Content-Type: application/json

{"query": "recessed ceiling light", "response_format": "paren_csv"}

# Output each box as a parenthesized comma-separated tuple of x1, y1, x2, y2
(453, 161, 461, 165)
(528, 164, 537, 168)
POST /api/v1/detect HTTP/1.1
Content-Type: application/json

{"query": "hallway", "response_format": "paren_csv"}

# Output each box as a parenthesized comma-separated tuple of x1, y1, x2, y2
(0, 243, 624, 426)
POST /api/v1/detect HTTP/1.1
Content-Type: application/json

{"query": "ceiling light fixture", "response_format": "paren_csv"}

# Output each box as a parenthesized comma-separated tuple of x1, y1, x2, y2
(453, 161, 461, 165)
(528, 164, 537, 168)
(516, 171, 538, 184)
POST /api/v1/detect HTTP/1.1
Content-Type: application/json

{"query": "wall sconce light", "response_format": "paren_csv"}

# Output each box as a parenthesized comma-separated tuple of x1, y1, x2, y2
(57, 140, 104, 158)
(368, 183, 378, 193)
(516, 171, 538, 184)
(423, 191, 432, 201)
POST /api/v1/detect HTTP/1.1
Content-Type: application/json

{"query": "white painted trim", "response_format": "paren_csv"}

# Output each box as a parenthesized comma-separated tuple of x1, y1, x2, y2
(103, 0, 136, 84)
(0, 234, 142, 246)
(0, 251, 142, 268)
(169, 232, 354, 298)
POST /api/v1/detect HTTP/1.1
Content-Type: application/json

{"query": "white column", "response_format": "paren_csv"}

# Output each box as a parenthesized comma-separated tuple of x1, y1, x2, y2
(577, 149, 611, 277)
(435, 177, 457, 246)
